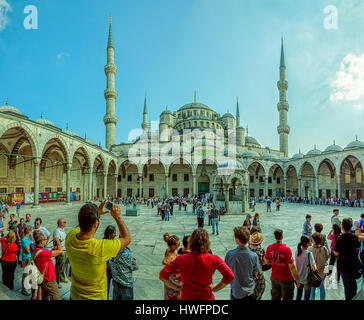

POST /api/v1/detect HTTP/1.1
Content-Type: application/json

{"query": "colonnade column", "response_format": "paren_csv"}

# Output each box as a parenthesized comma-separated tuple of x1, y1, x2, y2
(139, 174, 143, 198)
(115, 175, 118, 199)
(224, 185, 230, 213)
(192, 174, 196, 196)
(283, 176, 287, 196)
(264, 174, 269, 198)
(165, 174, 168, 198)
(88, 170, 93, 201)
(298, 176, 301, 197)
(337, 173, 341, 199)
(32, 158, 40, 207)
(315, 175, 319, 199)
(241, 187, 247, 213)
(66, 163, 71, 204)
(103, 172, 107, 200)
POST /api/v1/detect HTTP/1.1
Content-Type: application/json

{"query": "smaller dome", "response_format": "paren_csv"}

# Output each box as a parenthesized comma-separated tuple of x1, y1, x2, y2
(281, 156, 290, 162)
(292, 152, 304, 159)
(323, 144, 343, 153)
(305, 148, 322, 157)
(245, 136, 260, 146)
(262, 153, 274, 160)
(161, 107, 172, 115)
(345, 139, 364, 150)
(222, 112, 234, 119)
(0, 105, 22, 115)
(218, 159, 244, 172)
(35, 117, 56, 127)
(242, 150, 260, 158)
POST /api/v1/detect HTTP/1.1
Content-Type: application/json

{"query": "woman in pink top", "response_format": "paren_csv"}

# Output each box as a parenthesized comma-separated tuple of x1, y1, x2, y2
(328, 223, 341, 277)
(159, 228, 234, 300)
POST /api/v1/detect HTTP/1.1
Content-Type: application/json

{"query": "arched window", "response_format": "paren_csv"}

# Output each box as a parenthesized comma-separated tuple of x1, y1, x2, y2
(0, 155, 7, 178)
(355, 166, 362, 183)
(16, 156, 24, 178)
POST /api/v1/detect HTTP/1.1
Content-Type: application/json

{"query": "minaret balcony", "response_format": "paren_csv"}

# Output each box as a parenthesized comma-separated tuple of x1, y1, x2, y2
(277, 102, 289, 112)
(277, 80, 288, 90)
(104, 64, 117, 75)
(104, 88, 118, 99)
(104, 114, 118, 125)
(277, 125, 290, 135)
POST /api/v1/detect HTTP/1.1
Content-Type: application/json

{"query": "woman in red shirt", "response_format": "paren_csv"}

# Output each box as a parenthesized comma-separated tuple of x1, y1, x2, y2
(159, 228, 234, 300)
(0, 230, 19, 290)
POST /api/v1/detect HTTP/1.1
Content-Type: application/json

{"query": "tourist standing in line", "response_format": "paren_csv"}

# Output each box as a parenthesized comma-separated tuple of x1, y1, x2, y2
(159, 228, 234, 300)
(328, 223, 341, 278)
(207, 206, 212, 226)
(162, 233, 181, 300)
(21, 225, 32, 296)
(309, 232, 330, 300)
(16, 202, 21, 218)
(8, 214, 17, 232)
(177, 236, 191, 255)
(0, 213, 4, 238)
(33, 232, 64, 300)
(110, 243, 138, 300)
(334, 218, 361, 300)
(264, 229, 300, 300)
(248, 232, 266, 300)
(266, 198, 271, 212)
(196, 204, 205, 228)
(314, 223, 329, 252)
(302, 214, 312, 238)
(243, 214, 251, 230)
(33, 218, 50, 242)
(164, 202, 171, 222)
(53, 218, 68, 288)
(251, 199, 256, 212)
(0, 231, 18, 290)
(16, 218, 25, 266)
(331, 209, 341, 228)
(295, 235, 317, 300)
(210, 204, 220, 235)
(24, 213, 32, 228)
(225, 227, 259, 300)
(65, 201, 131, 300)
(252, 213, 260, 229)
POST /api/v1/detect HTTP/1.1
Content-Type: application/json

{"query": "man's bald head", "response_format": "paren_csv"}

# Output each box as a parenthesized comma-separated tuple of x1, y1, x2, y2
(57, 218, 66, 227)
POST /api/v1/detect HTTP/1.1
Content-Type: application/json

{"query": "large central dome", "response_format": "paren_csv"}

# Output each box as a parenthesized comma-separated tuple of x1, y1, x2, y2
(178, 102, 214, 112)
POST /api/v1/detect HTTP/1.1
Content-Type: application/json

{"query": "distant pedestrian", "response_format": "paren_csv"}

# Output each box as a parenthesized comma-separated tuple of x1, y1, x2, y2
(210, 204, 220, 235)
(196, 204, 205, 228)
(16, 202, 21, 218)
(302, 214, 312, 238)
(266, 199, 271, 212)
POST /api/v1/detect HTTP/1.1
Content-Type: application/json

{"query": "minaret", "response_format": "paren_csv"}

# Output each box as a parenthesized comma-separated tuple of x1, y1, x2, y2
(236, 97, 240, 127)
(104, 16, 118, 149)
(142, 95, 148, 133)
(277, 37, 290, 157)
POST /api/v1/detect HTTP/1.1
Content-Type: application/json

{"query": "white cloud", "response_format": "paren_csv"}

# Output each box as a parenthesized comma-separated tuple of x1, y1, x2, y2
(330, 53, 364, 102)
(0, 0, 12, 32)
(57, 52, 71, 60)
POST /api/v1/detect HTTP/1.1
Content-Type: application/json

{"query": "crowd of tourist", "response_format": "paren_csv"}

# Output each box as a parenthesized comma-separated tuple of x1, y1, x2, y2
(0, 194, 363, 301)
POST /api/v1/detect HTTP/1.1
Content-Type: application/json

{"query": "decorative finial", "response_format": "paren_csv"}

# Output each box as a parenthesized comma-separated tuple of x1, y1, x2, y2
(194, 91, 197, 104)
(5, 98, 8, 106)
(99, 141, 101, 146)
(356, 135, 358, 141)
(40, 112, 43, 119)
(85, 133, 87, 140)
(66, 122, 69, 130)
(299, 148, 301, 154)
(227, 109, 229, 113)
(281, 36, 283, 45)
(166, 106, 168, 111)
(333, 139, 335, 145)
(246, 125, 248, 136)
(110, 15, 112, 24)
(314, 144, 316, 150)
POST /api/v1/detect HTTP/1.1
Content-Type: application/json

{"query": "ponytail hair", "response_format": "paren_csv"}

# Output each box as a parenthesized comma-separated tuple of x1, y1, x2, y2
(163, 233, 179, 248)
(297, 235, 310, 256)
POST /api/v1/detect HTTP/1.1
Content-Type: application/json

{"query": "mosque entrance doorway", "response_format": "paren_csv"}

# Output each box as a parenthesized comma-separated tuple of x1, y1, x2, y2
(357, 189, 363, 200)
(345, 190, 350, 199)
(198, 176, 209, 195)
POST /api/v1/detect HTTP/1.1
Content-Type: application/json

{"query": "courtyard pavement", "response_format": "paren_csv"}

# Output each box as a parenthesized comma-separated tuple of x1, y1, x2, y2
(0, 200, 363, 300)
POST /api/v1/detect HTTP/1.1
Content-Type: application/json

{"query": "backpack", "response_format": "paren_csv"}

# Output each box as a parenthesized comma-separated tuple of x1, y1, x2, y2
(25, 249, 48, 286)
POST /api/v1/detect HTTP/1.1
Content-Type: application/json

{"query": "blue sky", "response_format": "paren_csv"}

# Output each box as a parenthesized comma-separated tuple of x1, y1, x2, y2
(1, 0, 364, 156)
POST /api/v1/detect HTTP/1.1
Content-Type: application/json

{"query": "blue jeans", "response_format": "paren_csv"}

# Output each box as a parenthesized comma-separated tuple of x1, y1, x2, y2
(112, 280, 134, 300)
(310, 276, 326, 300)
(341, 272, 358, 300)
(165, 211, 170, 221)
(211, 218, 219, 233)
(208, 215, 212, 226)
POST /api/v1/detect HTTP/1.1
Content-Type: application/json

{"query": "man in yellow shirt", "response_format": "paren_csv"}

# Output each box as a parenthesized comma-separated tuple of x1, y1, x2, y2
(65, 201, 131, 300)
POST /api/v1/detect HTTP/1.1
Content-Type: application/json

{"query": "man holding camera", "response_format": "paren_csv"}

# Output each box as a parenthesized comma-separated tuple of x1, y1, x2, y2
(65, 200, 131, 300)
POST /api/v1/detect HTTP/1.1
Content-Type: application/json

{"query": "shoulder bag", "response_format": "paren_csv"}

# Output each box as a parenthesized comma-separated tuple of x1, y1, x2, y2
(307, 251, 322, 288)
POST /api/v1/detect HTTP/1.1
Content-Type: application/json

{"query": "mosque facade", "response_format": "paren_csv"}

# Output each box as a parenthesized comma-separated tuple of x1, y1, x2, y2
(0, 21, 364, 213)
